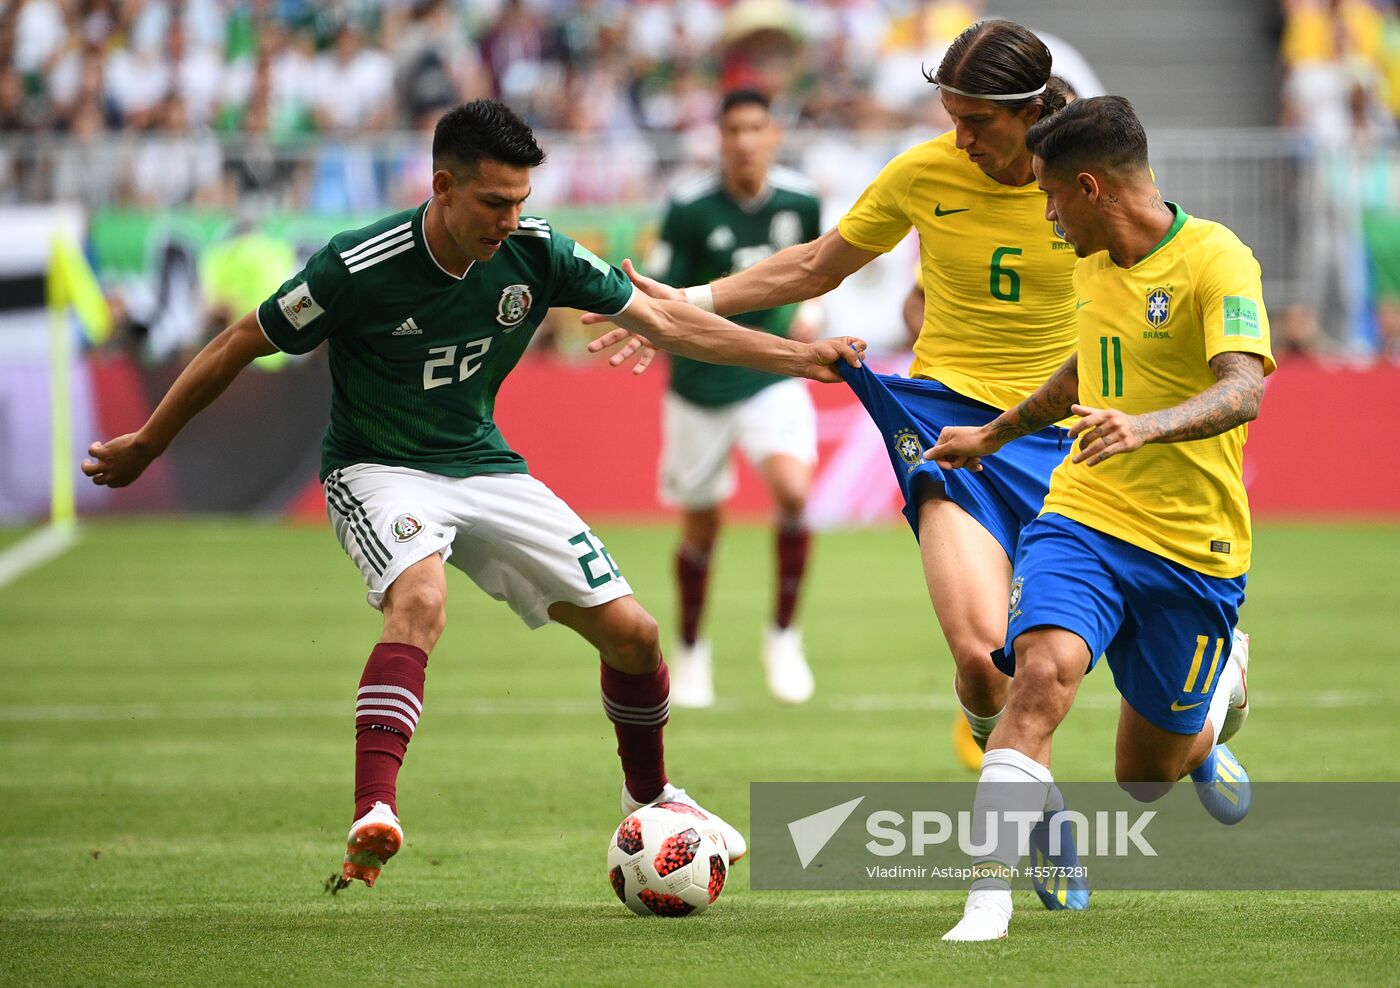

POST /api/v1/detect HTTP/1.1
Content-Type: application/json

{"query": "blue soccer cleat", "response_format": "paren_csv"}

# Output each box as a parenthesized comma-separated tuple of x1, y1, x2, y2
(1028, 810, 1091, 910)
(1190, 744, 1252, 825)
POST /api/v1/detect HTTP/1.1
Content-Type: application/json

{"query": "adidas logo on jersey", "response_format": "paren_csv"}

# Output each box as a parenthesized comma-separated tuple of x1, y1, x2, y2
(391, 317, 422, 336)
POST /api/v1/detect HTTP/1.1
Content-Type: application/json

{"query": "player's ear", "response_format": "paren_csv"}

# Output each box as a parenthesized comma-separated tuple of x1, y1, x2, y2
(1076, 171, 1099, 202)
(431, 168, 455, 200)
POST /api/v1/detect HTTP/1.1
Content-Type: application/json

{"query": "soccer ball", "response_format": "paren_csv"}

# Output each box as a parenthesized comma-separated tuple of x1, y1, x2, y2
(607, 802, 730, 916)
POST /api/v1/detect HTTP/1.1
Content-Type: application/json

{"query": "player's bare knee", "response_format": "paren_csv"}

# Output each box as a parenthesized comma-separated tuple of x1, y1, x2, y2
(1116, 777, 1175, 803)
(602, 608, 661, 675)
(1006, 653, 1074, 721)
(774, 495, 807, 522)
(950, 641, 1004, 690)
(385, 581, 447, 644)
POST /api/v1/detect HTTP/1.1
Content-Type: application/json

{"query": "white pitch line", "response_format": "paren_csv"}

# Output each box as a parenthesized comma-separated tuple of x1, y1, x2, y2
(7, 690, 1387, 723)
(0, 524, 79, 589)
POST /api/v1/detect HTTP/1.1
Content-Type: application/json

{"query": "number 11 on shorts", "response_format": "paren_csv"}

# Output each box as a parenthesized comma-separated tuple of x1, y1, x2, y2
(1181, 634, 1227, 695)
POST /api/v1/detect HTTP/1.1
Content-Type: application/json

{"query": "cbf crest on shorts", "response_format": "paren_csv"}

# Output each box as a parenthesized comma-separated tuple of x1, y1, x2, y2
(893, 428, 923, 472)
(1009, 576, 1023, 617)
(1146, 286, 1172, 328)
(496, 283, 533, 329)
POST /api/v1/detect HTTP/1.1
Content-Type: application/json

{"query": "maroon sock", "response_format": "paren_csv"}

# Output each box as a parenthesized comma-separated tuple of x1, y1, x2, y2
(675, 544, 712, 647)
(600, 660, 670, 803)
(775, 521, 812, 630)
(354, 642, 428, 821)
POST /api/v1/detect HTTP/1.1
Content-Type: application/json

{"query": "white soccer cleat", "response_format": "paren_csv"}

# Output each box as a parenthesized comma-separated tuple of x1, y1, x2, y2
(942, 889, 1013, 942)
(621, 783, 747, 863)
(1219, 629, 1250, 745)
(670, 639, 715, 709)
(762, 627, 815, 705)
(340, 801, 403, 889)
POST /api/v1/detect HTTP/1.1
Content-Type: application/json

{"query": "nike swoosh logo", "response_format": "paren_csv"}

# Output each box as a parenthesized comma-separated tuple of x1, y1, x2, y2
(934, 204, 970, 217)
(1170, 700, 1205, 712)
(1076, 299, 1093, 310)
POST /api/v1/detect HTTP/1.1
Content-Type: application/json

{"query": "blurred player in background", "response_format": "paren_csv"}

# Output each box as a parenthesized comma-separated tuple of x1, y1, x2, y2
(648, 89, 823, 707)
(81, 99, 865, 892)
(931, 95, 1268, 941)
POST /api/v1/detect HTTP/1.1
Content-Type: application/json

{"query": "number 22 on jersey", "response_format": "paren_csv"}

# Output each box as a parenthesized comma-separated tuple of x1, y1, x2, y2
(423, 340, 492, 390)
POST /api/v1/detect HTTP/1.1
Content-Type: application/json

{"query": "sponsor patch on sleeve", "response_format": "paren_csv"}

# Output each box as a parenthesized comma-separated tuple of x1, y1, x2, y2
(1222, 296, 1261, 339)
(572, 241, 611, 276)
(277, 283, 324, 330)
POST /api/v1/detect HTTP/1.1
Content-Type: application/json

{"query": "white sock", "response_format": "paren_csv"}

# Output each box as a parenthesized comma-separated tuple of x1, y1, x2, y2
(969, 747, 1053, 893)
(964, 886, 1013, 918)
(1206, 659, 1241, 746)
(959, 698, 1005, 747)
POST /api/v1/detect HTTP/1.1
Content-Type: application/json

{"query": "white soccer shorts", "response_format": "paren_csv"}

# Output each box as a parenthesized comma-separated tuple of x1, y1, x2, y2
(324, 465, 633, 628)
(659, 377, 817, 509)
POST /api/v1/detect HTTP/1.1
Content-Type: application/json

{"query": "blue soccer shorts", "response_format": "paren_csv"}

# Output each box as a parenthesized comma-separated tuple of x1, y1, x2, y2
(838, 361, 1069, 559)
(996, 512, 1247, 735)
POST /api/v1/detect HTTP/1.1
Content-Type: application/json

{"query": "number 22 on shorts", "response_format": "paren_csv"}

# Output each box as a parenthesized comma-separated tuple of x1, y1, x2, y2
(570, 530, 621, 589)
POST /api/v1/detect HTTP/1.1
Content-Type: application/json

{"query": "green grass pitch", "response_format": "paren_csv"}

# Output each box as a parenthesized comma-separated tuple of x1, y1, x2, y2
(2, 518, 1397, 985)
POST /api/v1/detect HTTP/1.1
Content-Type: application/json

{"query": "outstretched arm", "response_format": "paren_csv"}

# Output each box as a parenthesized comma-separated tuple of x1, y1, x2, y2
(925, 354, 1081, 470)
(586, 231, 879, 372)
(706, 226, 879, 315)
(82, 311, 277, 487)
(1069, 351, 1265, 466)
(592, 289, 865, 383)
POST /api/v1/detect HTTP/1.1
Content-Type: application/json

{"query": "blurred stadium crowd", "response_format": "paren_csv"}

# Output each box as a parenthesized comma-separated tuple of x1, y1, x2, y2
(2, 0, 1400, 357)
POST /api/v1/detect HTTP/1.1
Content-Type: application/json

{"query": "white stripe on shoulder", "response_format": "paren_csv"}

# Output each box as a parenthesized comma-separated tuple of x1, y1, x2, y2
(341, 229, 413, 267)
(339, 220, 413, 262)
(672, 173, 720, 205)
(517, 216, 551, 230)
(345, 239, 416, 273)
(768, 165, 818, 196)
(509, 229, 552, 239)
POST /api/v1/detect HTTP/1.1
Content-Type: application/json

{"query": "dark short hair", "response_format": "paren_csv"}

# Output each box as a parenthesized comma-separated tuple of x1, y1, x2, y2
(720, 89, 771, 117)
(1025, 95, 1149, 177)
(432, 99, 545, 174)
(927, 20, 1067, 117)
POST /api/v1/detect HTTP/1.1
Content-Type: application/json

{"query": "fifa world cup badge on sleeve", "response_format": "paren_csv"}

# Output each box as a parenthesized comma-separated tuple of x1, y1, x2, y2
(278, 283, 324, 330)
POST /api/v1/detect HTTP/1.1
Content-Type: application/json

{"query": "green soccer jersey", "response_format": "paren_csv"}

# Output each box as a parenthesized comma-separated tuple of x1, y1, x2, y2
(653, 167, 822, 407)
(257, 201, 634, 480)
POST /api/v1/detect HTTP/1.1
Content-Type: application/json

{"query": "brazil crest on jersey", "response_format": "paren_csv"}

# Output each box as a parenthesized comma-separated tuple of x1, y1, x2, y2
(257, 201, 635, 480)
(1042, 204, 1276, 578)
(838, 131, 1078, 413)
(652, 167, 821, 407)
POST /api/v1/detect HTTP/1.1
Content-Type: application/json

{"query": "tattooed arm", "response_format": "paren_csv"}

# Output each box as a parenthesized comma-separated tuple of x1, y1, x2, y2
(924, 353, 1080, 471)
(1069, 351, 1266, 467)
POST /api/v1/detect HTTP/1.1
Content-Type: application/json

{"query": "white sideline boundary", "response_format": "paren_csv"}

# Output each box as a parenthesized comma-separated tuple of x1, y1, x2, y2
(9, 690, 1386, 723)
(0, 523, 79, 589)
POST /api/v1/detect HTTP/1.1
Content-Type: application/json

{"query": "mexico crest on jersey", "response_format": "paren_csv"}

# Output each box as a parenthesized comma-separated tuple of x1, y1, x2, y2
(496, 283, 533, 329)
(1146, 286, 1172, 328)
(893, 428, 923, 469)
(770, 210, 803, 249)
(391, 513, 423, 542)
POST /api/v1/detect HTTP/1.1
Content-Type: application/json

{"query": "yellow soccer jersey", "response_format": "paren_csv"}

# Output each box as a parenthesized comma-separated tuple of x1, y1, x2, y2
(1042, 205, 1276, 578)
(838, 131, 1078, 412)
